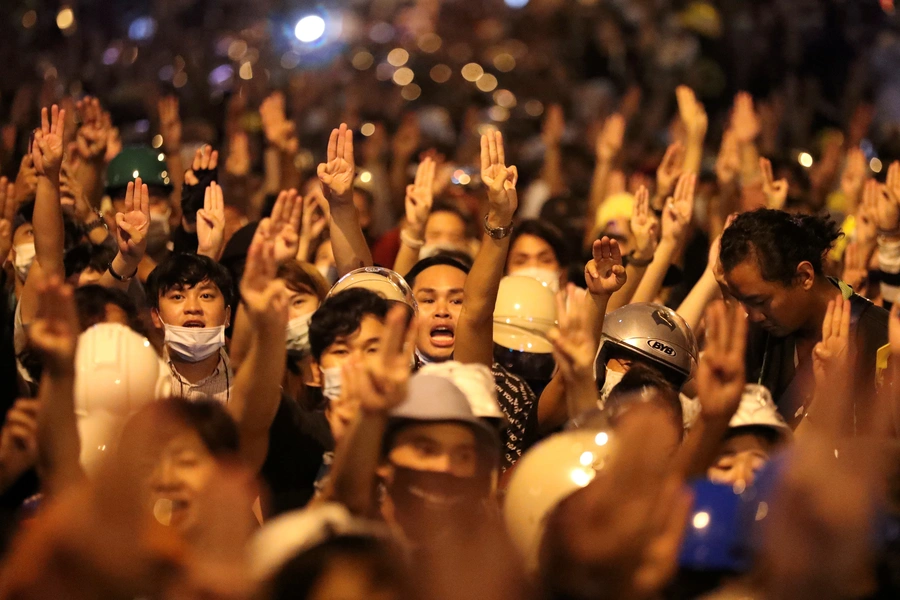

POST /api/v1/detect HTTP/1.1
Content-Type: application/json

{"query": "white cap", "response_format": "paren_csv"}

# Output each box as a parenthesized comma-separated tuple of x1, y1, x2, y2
(74, 323, 171, 475)
(250, 502, 389, 583)
(418, 361, 506, 421)
(492, 275, 558, 354)
(728, 384, 791, 439)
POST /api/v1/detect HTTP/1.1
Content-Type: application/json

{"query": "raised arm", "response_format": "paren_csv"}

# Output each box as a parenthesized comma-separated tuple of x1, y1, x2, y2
(540, 104, 567, 197)
(158, 96, 184, 227)
(21, 105, 67, 326)
(228, 220, 289, 473)
(675, 86, 707, 176)
(393, 157, 435, 276)
(260, 92, 302, 192)
(196, 182, 227, 262)
(98, 178, 150, 291)
(320, 305, 415, 516)
(30, 276, 84, 496)
(72, 96, 110, 209)
(606, 185, 658, 312)
(632, 173, 695, 305)
(585, 113, 625, 244)
(317, 123, 373, 275)
(454, 130, 518, 367)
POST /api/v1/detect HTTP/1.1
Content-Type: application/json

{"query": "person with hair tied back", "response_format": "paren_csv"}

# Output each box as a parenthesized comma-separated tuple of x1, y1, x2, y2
(719, 209, 888, 430)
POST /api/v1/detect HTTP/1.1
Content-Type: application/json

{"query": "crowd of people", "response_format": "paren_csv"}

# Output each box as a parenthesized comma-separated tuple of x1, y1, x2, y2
(1, 0, 900, 598)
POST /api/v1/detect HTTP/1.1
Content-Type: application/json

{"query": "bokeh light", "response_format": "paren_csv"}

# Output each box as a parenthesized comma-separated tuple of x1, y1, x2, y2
(418, 33, 442, 53)
(22, 10, 37, 29)
(493, 53, 516, 72)
(477, 74, 498, 92)
(798, 152, 813, 168)
(871, 157, 883, 173)
(360, 123, 376, 137)
(352, 50, 374, 70)
(128, 17, 157, 41)
(387, 48, 409, 67)
(56, 7, 75, 31)
(393, 67, 415, 86)
(401, 84, 422, 101)
(461, 63, 484, 82)
(525, 100, 544, 117)
(295, 15, 326, 43)
(430, 64, 452, 83)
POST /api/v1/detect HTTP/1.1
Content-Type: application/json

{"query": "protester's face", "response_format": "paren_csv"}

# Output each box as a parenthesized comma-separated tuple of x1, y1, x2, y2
(724, 258, 811, 336)
(12, 222, 33, 249)
(76, 268, 104, 287)
(412, 265, 466, 361)
(314, 240, 335, 272)
(424, 211, 467, 246)
(507, 234, 562, 278)
(318, 315, 385, 371)
(308, 558, 398, 600)
(707, 431, 773, 488)
(386, 423, 478, 478)
(286, 287, 320, 321)
(145, 429, 218, 534)
(152, 280, 230, 329)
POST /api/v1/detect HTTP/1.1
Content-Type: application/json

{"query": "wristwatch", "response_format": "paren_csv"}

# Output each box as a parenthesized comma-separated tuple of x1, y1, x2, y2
(483, 214, 513, 240)
(108, 260, 137, 282)
(627, 251, 654, 268)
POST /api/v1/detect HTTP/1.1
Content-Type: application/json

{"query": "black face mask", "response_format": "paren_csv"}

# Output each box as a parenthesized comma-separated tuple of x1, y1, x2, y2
(388, 464, 489, 543)
(493, 345, 556, 389)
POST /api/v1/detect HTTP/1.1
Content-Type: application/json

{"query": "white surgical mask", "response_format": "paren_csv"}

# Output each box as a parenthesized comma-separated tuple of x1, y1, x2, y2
(317, 264, 338, 285)
(285, 313, 313, 354)
(510, 267, 561, 294)
(599, 368, 626, 404)
(322, 366, 342, 400)
(162, 320, 225, 363)
(13, 242, 35, 281)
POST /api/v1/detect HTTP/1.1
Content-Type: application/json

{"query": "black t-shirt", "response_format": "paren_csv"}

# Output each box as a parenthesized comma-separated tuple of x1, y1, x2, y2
(259, 394, 334, 518)
(491, 363, 539, 469)
(744, 281, 888, 430)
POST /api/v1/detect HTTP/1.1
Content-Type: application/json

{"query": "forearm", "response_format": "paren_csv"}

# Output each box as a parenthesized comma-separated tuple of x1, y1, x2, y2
(683, 134, 705, 176)
(675, 415, 731, 478)
(279, 151, 301, 192)
(319, 410, 388, 517)
(738, 142, 761, 187)
(166, 152, 184, 227)
(541, 144, 566, 196)
(229, 324, 286, 472)
(263, 148, 282, 195)
(587, 160, 613, 226)
(75, 160, 104, 209)
(33, 176, 65, 277)
(228, 307, 253, 372)
(98, 252, 139, 291)
(455, 218, 512, 367)
(393, 223, 424, 277)
(676, 269, 721, 331)
(37, 369, 83, 497)
(329, 204, 374, 277)
(631, 240, 678, 305)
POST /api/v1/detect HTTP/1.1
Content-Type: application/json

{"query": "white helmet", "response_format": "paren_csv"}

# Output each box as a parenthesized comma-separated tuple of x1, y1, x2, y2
(728, 384, 791, 439)
(418, 361, 506, 421)
(327, 266, 417, 313)
(504, 427, 616, 571)
(74, 323, 171, 475)
(492, 275, 558, 354)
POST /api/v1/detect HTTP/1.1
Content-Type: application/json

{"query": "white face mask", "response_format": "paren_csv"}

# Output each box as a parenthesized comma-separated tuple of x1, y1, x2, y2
(317, 264, 338, 285)
(510, 267, 561, 294)
(13, 242, 35, 281)
(162, 321, 225, 363)
(286, 313, 313, 354)
(321, 366, 342, 401)
(599, 368, 626, 404)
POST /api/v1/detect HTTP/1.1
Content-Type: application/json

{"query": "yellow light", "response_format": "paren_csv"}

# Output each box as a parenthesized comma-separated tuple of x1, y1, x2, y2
(430, 64, 452, 83)
(239, 62, 253, 80)
(579, 451, 594, 466)
(360, 123, 376, 137)
(351, 51, 374, 70)
(458, 173, 471, 185)
(692, 511, 710, 529)
(392, 67, 415, 86)
(594, 431, 609, 446)
(476, 74, 498, 92)
(461, 63, 484, 82)
(524, 99, 544, 117)
(870, 157, 883, 173)
(418, 33, 442, 53)
(158, 153, 165, 161)
(152, 135, 163, 149)
(488, 106, 509, 122)
(56, 7, 75, 30)
(360, 171, 373, 183)
(798, 152, 813, 168)
(493, 53, 516, 72)
(569, 467, 595, 487)
(401, 84, 421, 101)
(132, 170, 140, 178)
(387, 48, 409, 67)
(22, 10, 37, 29)
(494, 89, 517, 108)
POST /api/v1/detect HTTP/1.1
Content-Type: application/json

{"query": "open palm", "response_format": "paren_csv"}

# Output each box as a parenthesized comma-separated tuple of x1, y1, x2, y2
(32, 105, 66, 178)
(317, 123, 355, 202)
(115, 178, 150, 260)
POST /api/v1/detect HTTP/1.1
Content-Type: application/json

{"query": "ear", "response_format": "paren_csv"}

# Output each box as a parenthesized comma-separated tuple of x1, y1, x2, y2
(794, 261, 816, 291)
(376, 461, 393, 482)
(224, 305, 232, 329)
(307, 357, 323, 388)
(150, 307, 162, 330)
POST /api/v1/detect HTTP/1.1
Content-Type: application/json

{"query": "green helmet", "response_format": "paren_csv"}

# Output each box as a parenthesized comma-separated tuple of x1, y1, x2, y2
(105, 147, 173, 196)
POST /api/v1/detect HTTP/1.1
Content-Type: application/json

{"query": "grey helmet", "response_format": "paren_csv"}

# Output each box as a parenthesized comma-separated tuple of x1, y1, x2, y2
(595, 303, 698, 391)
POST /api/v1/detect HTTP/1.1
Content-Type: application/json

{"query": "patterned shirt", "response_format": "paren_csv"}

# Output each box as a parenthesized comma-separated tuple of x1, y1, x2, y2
(165, 348, 233, 404)
(490, 363, 537, 469)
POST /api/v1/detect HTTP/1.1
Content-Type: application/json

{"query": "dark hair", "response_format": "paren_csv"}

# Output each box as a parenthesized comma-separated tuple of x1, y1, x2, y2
(64, 243, 116, 280)
(74, 284, 143, 335)
(269, 535, 408, 600)
(145, 253, 234, 309)
(13, 200, 82, 251)
(120, 397, 240, 458)
(509, 219, 570, 267)
(277, 259, 330, 300)
(404, 255, 471, 286)
(719, 209, 842, 285)
(309, 288, 389, 361)
(725, 424, 783, 448)
(604, 363, 683, 438)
